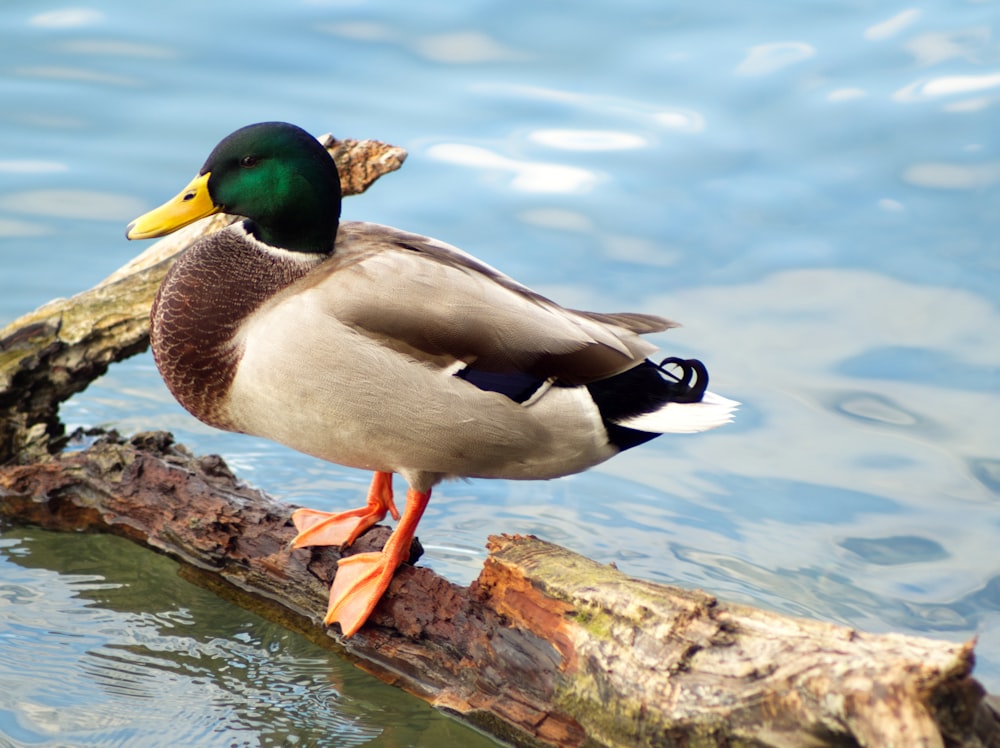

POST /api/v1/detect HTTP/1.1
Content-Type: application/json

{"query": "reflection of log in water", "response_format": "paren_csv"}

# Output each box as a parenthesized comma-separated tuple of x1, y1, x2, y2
(0, 135, 997, 748)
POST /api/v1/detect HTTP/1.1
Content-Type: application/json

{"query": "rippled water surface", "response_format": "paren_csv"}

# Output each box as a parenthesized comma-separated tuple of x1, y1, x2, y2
(2, 0, 999, 744)
(0, 528, 495, 747)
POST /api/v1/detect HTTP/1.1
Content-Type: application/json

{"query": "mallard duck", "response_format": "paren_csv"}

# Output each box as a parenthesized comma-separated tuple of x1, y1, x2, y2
(126, 121, 737, 637)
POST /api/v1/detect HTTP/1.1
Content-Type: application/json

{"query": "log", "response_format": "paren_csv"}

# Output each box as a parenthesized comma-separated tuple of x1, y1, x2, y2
(0, 430, 997, 748)
(1, 130, 999, 747)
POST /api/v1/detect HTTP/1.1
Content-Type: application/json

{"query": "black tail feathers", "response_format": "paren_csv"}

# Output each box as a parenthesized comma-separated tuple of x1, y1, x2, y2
(586, 357, 710, 451)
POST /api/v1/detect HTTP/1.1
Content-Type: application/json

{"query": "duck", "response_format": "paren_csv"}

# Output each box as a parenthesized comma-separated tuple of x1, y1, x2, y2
(126, 121, 737, 637)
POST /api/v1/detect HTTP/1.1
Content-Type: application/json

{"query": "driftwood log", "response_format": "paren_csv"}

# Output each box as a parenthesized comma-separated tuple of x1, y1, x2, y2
(1, 134, 998, 748)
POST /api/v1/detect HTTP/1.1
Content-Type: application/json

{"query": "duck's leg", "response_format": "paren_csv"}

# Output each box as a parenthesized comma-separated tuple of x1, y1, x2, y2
(290, 471, 399, 549)
(324, 487, 431, 637)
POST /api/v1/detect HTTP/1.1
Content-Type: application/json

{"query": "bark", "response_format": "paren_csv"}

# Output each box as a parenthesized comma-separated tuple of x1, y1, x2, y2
(1, 131, 999, 747)
(0, 430, 997, 748)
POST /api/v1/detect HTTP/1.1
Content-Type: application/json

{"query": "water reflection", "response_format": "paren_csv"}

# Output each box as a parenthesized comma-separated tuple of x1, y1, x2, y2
(527, 129, 647, 151)
(864, 8, 923, 41)
(0, 529, 498, 748)
(0, 190, 146, 220)
(0, 161, 67, 174)
(840, 535, 949, 566)
(53, 41, 176, 59)
(0, 218, 49, 237)
(734, 42, 816, 77)
(968, 458, 1000, 496)
(14, 67, 140, 87)
(902, 161, 1000, 190)
(28, 9, 105, 28)
(412, 31, 526, 64)
(827, 87, 867, 102)
(474, 82, 708, 134)
(519, 207, 680, 267)
(831, 391, 920, 427)
(903, 28, 995, 67)
(427, 142, 599, 193)
(838, 346, 999, 393)
(318, 23, 525, 64)
(895, 72, 1000, 102)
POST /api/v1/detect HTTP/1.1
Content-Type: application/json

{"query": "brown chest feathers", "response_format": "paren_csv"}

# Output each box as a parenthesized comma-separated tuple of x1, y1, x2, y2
(150, 227, 319, 430)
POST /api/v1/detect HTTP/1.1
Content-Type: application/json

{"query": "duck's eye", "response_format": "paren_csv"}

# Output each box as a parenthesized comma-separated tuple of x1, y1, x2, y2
(240, 155, 259, 168)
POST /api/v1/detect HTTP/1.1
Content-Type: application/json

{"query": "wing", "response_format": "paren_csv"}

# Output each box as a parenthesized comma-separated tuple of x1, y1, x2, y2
(299, 221, 676, 384)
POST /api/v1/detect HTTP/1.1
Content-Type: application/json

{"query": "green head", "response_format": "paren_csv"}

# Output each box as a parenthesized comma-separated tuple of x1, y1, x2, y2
(127, 122, 342, 254)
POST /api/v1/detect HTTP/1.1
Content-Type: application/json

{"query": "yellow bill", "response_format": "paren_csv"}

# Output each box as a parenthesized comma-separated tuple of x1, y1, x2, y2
(126, 172, 219, 239)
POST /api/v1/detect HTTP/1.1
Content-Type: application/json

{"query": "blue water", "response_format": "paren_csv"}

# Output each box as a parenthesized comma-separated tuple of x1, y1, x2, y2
(2, 1, 999, 744)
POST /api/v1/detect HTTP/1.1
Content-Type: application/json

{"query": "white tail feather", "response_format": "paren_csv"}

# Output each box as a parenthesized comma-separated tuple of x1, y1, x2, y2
(612, 390, 740, 434)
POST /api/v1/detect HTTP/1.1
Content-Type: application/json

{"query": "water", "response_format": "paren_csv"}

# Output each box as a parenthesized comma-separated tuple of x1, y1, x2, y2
(1, 0, 999, 744)
(0, 528, 496, 747)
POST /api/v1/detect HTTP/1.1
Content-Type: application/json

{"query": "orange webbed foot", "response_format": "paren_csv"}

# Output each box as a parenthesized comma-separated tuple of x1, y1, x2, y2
(323, 551, 399, 636)
(290, 471, 398, 549)
(324, 487, 431, 637)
